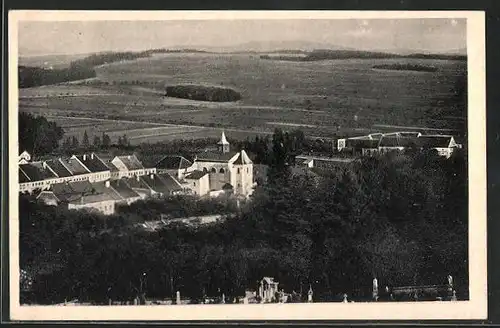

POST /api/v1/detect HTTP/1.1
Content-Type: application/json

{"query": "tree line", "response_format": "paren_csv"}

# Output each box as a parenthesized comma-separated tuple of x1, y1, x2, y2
(19, 130, 468, 304)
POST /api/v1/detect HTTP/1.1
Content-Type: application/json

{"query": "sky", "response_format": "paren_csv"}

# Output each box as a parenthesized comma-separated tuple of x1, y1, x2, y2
(18, 18, 467, 56)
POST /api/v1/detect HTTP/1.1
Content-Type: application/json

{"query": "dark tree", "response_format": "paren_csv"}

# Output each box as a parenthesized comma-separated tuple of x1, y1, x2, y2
(82, 131, 90, 148)
(93, 135, 102, 148)
(18, 112, 64, 157)
(71, 136, 80, 149)
(102, 133, 111, 148)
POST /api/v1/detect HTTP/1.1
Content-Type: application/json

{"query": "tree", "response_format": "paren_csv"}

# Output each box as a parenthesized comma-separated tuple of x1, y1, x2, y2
(71, 136, 80, 149)
(102, 133, 111, 148)
(93, 135, 101, 148)
(82, 130, 90, 148)
(18, 112, 64, 157)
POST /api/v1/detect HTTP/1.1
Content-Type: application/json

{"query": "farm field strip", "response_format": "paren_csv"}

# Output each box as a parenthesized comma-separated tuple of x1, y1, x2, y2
(373, 124, 460, 132)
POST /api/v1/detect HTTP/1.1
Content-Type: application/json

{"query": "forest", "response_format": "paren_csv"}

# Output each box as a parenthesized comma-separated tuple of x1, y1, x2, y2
(165, 85, 242, 102)
(19, 133, 468, 304)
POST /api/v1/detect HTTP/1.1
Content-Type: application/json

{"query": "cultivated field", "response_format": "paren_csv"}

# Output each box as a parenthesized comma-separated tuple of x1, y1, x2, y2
(18, 53, 467, 144)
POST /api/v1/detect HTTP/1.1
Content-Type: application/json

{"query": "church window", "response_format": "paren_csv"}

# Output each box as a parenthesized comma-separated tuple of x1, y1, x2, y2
(211, 168, 216, 173)
(237, 168, 240, 174)
(246, 168, 249, 173)
(203, 168, 208, 173)
(219, 168, 225, 173)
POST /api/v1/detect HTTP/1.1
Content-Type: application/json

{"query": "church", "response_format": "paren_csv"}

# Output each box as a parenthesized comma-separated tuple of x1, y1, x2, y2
(189, 131, 255, 198)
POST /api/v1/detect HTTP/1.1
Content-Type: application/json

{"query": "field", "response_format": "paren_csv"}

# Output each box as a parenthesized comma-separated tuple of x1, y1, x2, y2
(18, 53, 467, 145)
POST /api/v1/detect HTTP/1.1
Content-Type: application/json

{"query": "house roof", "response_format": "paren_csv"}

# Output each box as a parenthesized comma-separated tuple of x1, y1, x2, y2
(115, 155, 145, 171)
(233, 150, 253, 165)
(416, 135, 453, 148)
(51, 181, 95, 203)
(345, 139, 379, 149)
(141, 173, 184, 194)
(157, 173, 184, 191)
(156, 155, 193, 170)
(19, 162, 57, 181)
(378, 136, 418, 148)
(74, 154, 110, 173)
(19, 168, 30, 183)
(125, 176, 153, 190)
(195, 151, 239, 163)
(37, 191, 60, 203)
(109, 179, 141, 199)
(60, 158, 89, 175)
(185, 170, 208, 180)
(45, 159, 73, 178)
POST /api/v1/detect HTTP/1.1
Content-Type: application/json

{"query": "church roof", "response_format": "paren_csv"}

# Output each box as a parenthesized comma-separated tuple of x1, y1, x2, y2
(233, 150, 253, 165)
(195, 151, 239, 163)
(218, 131, 229, 145)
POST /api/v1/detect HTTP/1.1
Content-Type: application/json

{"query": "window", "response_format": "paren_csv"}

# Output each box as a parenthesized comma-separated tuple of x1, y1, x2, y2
(203, 167, 208, 173)
(237, 168, 240, 174)
(246, 168, 249, 173)
(237, 183, 241, 188)
(211, 168, 216, 173)
(193, 182, 196, 186)
(219, 168, 225, 173)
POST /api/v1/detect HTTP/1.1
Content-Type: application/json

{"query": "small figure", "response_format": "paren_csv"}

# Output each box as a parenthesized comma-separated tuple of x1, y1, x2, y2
(451, 290, 457, 301)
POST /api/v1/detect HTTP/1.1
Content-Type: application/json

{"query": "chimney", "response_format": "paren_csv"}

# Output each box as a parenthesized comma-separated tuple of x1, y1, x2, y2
(83, 154, 87, 161)
(105, 181, 110, 188)
(150, 174, 154, 180)
(128, 155, 131, 160)
(91, 153, 94, 159)
(136, 175, 140, 182)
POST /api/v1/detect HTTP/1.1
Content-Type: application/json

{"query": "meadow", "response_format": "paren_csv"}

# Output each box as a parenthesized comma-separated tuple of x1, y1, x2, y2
(18, 53, 467, 145)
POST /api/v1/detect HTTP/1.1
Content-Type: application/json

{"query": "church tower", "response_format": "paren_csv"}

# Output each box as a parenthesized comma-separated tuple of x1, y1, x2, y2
(217, 131, 230, 153)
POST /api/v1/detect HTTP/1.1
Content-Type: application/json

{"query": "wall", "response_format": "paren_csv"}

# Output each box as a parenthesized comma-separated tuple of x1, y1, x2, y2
(69, 199, 116, 215)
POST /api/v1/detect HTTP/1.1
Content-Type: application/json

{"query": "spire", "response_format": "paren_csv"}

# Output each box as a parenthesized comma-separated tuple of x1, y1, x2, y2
(217, 131, 230, 153)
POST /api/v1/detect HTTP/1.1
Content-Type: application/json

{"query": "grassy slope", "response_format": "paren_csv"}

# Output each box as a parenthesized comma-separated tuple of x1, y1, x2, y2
(18, 53, 467, 143)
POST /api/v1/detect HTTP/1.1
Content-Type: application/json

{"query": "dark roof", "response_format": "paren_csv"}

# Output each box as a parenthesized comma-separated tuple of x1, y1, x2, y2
(60, 158, 89, 175)
(195, 151, 239, 163)
(19, 162, 57, 181)
(124, 176, 152, 191)
(345, 139, 379, 149)
(156, 173, 184, 192)
(156, 155, 192, 170)
(378, 136, 418, 148)
(416, 136, 453, 148)
(115, 155, 145, 170)
(185, 170, 208, 180)
(74, 154, 110, 173)
(233, 151, 253, 165)
(46, 159, 73, 178)
(141, 173, 183, 194)
(51, 181, 95, 202)
(19, 168, 30, 183)
(110, 180, 141, 199)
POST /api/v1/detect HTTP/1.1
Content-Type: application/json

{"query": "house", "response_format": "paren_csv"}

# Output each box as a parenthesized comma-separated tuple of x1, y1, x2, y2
(110, 154, 155, 179)
(295, 154, 356, 171)
(191, 132, 254, 198)
(416, 135, 459, 158)
(124, 173, 186, 198)
(37, 180, 142, 215)
(109, 179, 142, 205)
(156, 155, 194, 180)
(258, 277, 280, 303)
(183, 170, 210, 196)
(71, 153, 111, 182)
(19, 162, 58, 193)
(377, 135, 419, 153)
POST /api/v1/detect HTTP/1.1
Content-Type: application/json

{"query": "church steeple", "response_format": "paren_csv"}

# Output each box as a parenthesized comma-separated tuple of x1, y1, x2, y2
(217, 131, 230, 153)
